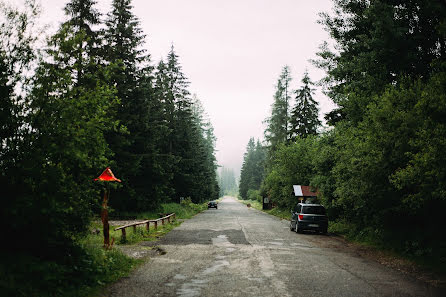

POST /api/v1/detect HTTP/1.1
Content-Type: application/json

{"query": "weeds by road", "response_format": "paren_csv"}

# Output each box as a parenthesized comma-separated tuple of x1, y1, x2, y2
(1, 200, 208, 297)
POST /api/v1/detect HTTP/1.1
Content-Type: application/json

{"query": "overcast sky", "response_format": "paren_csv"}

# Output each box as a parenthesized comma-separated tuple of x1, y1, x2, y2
(27, 0, 337, 176)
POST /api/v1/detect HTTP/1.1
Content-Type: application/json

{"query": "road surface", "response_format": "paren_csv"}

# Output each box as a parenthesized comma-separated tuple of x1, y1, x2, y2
(104, 196, 443, 297)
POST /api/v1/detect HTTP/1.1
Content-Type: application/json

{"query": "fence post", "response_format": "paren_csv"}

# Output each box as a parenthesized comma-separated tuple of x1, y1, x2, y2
(168, 215, 171, 223)
(132, 225, 137, 233)
(146, 222, 150, 232)
(154, 221, 158, 230)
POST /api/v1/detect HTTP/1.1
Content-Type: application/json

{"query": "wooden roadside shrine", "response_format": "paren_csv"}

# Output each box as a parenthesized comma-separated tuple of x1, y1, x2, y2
(94, 167, 121, 249)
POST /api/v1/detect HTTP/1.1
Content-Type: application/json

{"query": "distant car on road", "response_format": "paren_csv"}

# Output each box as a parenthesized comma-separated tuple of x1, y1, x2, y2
(208, 201, 218, 209)
(290, 203, 328, 234)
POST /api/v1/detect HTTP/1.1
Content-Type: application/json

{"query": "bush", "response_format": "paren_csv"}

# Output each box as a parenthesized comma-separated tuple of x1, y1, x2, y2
(0, 243, 139, 297)
(247, 189, 262, 202)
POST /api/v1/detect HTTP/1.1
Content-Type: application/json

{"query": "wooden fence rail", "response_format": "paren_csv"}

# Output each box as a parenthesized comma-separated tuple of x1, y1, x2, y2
(114, 213, 176, 241)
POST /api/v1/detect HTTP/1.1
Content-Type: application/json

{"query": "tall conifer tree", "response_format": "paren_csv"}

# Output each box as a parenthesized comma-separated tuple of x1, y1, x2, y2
(104, 0, 164, 210)
(15, 0, 117, 255)
(264, 66, 292, 153)
(288, 71, 321, 140)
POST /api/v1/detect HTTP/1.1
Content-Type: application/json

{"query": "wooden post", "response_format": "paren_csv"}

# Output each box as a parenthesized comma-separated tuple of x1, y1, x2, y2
(162, 218, 165, 225)
(132, 225, 137, 233)
(154, 221, 158, 230)
(101, 186, 110, 248)
(168, 216, 171, 223)
(146, 222, 150, 232)
(121, 228, 126, 242)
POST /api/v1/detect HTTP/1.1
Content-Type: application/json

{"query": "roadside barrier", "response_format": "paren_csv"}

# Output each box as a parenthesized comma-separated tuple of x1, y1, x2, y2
(114, 213, 176, 241)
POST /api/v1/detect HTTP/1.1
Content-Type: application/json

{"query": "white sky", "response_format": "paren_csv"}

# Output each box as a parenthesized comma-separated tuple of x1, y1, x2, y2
(20, 0, 337, 176)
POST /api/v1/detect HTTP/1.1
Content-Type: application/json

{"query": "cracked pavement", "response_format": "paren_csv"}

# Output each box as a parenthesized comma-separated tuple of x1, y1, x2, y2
(103, 196, 444, 297)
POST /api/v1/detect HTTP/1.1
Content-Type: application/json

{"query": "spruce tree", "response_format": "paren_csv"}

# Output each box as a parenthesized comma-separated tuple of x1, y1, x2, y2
(218, 167, 237, 196)
(239, 138, 256, 199)
(315, 0, 446, 123)
(104, 0, 165, 210)
(288, 70, 321, 140)
(7, 0, 117, 256)
(238, 138, 265, 199)
(264, 66, 292, 153)
(63, 0, 102, 87)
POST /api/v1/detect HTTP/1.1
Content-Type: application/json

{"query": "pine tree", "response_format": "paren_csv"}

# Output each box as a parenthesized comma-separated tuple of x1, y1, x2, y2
(4, 0, 117, 257)
(289, 71, 321, 140)
(218, 167, 237, 196)
(63, 0, 102, 87)
(239, 138, 256, 199)
(239, 138, 265, 199)
(264, 66, 292, 153)
(104, 0, 165, 210)
(315, 0, 446, 123)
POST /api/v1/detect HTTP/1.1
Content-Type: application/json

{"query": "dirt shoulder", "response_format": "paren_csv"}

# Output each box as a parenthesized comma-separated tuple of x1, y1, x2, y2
(277, 217, 446, 290)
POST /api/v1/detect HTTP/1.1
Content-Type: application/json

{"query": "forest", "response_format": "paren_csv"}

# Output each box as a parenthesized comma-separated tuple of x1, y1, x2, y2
(0, 0, 219, 292)
(239, 0, 446, 266)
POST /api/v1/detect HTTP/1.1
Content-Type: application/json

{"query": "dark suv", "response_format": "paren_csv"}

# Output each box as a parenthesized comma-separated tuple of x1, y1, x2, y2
(290, 203, 328, 234)
(208, 201, 218, 209)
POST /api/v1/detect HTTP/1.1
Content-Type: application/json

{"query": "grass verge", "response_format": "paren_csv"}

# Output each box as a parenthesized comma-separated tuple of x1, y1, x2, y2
(1, 200, 208, 297)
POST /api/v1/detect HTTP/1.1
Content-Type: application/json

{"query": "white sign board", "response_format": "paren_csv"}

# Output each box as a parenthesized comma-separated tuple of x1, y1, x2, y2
(293, 185, 303, 196)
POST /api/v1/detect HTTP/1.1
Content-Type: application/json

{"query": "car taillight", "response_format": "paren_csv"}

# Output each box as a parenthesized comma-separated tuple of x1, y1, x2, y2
(298, 214, 304, 220)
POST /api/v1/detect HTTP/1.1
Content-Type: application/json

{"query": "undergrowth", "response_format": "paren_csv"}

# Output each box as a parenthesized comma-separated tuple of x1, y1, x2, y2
(1, 199, 208, 297)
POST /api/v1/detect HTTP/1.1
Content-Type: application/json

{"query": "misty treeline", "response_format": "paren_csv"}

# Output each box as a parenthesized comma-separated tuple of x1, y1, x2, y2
(218, 167, 237, 196)
(0, 0, 219, 260)
(241, 0, 446, 262)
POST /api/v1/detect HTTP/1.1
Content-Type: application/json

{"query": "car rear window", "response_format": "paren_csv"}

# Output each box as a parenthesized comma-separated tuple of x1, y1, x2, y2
(302, 206, 326, 215)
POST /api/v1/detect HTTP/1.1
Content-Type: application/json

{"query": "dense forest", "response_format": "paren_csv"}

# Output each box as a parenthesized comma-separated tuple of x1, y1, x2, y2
(218, 166, 238, 197)
(0, 0, 219, 269)
(239, 0, 446, 264)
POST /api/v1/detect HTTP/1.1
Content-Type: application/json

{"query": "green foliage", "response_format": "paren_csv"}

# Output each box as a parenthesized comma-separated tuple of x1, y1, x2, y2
(262, 136, 317, 209)
(264, 65, 292, 153)
(0, 244, 139, 297)
(239, 138, 266, 199)
(247, 189, 262, 202)
(315, 0, 446, 123)
(288, 70, 321, 140)
(0, 0, 220, 295)
(218, 166, 237, 196)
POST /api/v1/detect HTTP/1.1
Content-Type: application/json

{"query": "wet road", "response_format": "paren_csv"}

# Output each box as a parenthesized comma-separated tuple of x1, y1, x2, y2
(104, 196, 441, 297)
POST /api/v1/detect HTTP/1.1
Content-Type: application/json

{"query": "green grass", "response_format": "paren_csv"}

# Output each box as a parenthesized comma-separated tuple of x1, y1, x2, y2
(0, 243, 140, 297)
(1, 200, 208, 297)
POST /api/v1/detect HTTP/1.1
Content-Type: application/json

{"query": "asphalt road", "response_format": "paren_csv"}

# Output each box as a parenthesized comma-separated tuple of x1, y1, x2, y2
(104, 196, 442, 297)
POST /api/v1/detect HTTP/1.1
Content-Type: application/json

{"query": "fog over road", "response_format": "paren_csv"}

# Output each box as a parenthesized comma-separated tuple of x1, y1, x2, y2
(105, 197, 441, 297)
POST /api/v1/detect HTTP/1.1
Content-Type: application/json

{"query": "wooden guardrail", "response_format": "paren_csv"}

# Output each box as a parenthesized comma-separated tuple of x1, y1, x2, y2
(114, 213, 176, 241)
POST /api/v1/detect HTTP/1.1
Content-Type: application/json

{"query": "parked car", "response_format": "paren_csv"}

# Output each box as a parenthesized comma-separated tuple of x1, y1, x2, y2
(208, 201, 218, 209)
(290, 203, 328, 234)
